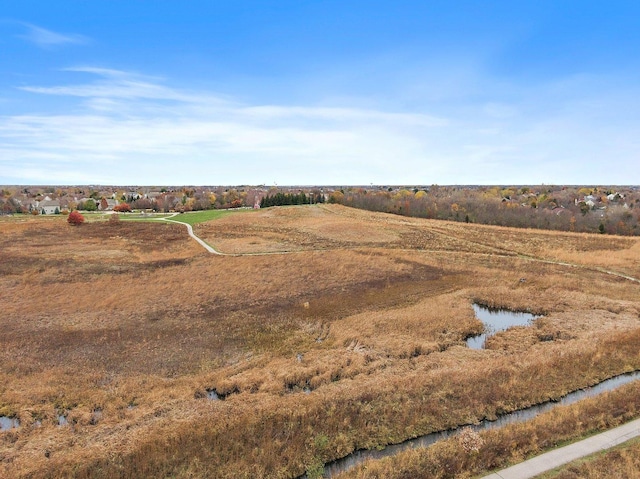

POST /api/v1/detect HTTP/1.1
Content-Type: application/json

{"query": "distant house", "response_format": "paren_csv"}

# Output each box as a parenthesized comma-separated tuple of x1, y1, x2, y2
(576, 195, 596, 209)
(39, 200, 61, 214)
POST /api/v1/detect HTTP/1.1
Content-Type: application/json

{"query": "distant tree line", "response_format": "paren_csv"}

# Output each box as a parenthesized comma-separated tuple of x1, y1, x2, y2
(260, 192, 325, 208)
(335, 186, 640, 236)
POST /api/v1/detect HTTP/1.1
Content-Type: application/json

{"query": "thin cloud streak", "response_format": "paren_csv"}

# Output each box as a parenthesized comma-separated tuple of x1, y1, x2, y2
(18, 22, 88, 48)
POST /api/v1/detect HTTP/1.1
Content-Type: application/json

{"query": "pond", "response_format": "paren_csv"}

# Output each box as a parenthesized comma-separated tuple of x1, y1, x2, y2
(466, 303, 539, 349)
(0, 416, 20, 431)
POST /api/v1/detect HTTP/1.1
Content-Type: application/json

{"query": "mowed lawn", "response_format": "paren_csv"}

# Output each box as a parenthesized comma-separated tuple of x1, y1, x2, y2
(170, 208, 255, 225)
(109, 208, 255, 225)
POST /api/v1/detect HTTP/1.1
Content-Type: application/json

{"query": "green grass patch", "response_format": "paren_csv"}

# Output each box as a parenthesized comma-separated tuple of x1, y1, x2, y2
(172, 208, 254, 225)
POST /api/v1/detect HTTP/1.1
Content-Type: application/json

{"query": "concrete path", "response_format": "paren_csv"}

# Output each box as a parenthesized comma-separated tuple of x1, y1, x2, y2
(163, 219, 222, 254)
(145, 212, 223, 254)
(482, 418, 640, 479)
(159, 216, 223, 255)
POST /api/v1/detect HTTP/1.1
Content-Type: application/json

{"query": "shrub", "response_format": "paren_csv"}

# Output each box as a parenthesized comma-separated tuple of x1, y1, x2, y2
(114, 203, 132, 213)
(458, 427, 484, 453)
(67, 211, 85, 226)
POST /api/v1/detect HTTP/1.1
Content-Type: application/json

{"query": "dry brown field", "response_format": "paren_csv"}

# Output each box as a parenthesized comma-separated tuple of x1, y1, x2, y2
(1, 204, 639, 478)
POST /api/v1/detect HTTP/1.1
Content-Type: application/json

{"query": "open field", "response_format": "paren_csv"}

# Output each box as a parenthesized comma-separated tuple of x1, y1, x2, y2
(1, 204, 640, 478)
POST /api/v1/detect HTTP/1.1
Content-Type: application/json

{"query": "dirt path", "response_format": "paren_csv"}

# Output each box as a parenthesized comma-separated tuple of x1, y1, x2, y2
(482, 418, 640, 479)
(516, 254, 640, 284)
(159, 211, 640, 284)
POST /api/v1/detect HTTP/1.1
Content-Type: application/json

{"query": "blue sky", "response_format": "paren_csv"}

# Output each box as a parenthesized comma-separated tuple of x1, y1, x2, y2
(1, 1, 639, 185)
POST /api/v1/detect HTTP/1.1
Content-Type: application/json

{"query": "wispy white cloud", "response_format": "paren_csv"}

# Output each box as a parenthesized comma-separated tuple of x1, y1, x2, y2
(238, 106, 448, 128)
(2, 68, 639, 185)
(18, 22, 88, 48)
(19, 67, 230, 111)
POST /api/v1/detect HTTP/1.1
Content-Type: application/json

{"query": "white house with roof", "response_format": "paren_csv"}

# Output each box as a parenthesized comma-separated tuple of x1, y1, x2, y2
(39, 200, 61, 214)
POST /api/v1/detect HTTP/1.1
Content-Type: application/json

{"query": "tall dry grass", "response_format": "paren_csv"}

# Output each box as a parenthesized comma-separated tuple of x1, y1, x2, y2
(339, 381, 640, 479)
(1, 205, 639, 478)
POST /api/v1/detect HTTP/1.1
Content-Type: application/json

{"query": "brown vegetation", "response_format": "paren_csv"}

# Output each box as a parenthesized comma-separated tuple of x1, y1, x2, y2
(1, 204, 639, 478)
(339, 381, 640, 479)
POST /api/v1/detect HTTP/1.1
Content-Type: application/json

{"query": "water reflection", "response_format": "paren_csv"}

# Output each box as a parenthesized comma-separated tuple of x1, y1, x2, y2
(0, 416, 20, 431)
(466, 304, 538, 349)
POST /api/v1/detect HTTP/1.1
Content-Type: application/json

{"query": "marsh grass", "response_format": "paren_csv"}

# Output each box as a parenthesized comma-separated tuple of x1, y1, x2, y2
(1, 205, 639, 478)
(338, 381, 640, 479)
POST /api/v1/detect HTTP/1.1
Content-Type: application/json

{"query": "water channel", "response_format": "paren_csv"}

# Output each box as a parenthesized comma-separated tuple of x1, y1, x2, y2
(311, 370, 640, 478)
(2, 304, 637, 477)
(300, 304, 635, 477)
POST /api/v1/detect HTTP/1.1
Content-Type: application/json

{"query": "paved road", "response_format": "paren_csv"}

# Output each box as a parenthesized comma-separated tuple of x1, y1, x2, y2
(482, 418, 640, 479)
